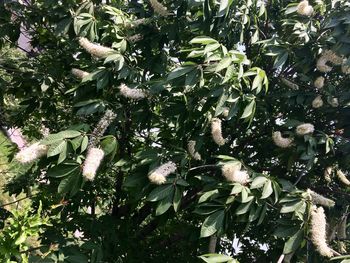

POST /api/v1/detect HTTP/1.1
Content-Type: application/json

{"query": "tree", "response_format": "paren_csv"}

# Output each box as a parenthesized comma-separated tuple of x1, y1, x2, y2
(0, 0, 349, 262)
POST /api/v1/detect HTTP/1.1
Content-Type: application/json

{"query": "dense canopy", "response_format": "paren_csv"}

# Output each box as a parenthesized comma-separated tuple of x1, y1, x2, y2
(0, 0, 350, 262)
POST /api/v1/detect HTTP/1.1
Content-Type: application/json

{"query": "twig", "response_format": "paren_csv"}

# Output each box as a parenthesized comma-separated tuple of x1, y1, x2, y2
(189, 164, 217, 172)
(0, 194, 34, 208)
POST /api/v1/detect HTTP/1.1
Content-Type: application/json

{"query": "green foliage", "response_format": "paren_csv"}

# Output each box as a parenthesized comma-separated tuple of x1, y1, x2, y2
(0, 0, 349, 262)
(0, 202, 50, 263)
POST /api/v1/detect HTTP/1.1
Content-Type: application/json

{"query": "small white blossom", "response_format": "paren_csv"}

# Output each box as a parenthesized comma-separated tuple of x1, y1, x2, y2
(330, 98, 339, 107)
(341, 62, 350, 75)
(40, 124, 50, 138)
(78, 37, 114, 58)
(307, 189, 335, 207)
(187, 140, 201, 161)
(296, 123, 314, 136)
(82, 147, 105, 181)
(71, 68, 89, 79)
(211, 118, 226, 146)
(314, 76, 325, 89)
(337, 169, 350, 186)
(222, 107, 229, 118)
(221, 162, 249, 185)
(272, 131, 293, 148)
(281, 78, 299, 90)
(310, 206, 334, 258)
(15, 142, 48, 163)
(312, 95, 323, 108)
(119, 83, 147, 100)
(148, 161, 177, 185)
(324, 167, 332, 183)
(150, 0, 170, 16)
(297, 0, 314, 16)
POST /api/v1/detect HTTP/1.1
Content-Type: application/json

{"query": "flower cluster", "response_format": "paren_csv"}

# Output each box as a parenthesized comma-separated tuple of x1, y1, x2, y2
(317, 50, 343, 72)
(129, 18, 150, 28)
(222, 107, 229, 118)
(296, 123, 314, 136)
(150, 0, 170, 17)
(312, 95, 323, 108)
(272, 131, 293, 148)
(310, 206, 334, 258)
(6, 127, 27, 149)
(314, 76, 324, 89)
(342, 62, 350, 75)
(187, 140, 201, 161)
(127, 34, 143, 43)
(119, 83, 147, 100)
(89, 110, 117, 147)
(148, 161, 177, 184)
(78, 37, 114, 58)
(82, 147, 105, 181)
(336, 169, 350, 186)
(211, 118, 226, 146)
(15, 142, 48, 163)
(297, 0, 313, 16)
(330, 98, 339, 107)
(71, 68, 89, 79)
(40, 125, 50, 138)
(221, 162, 249, 185)
(281, 78, 298, 90)
(307, 189, 335, 207)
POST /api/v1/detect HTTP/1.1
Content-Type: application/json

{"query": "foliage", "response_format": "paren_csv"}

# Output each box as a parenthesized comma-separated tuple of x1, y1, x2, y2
(0, 0, 349, 262)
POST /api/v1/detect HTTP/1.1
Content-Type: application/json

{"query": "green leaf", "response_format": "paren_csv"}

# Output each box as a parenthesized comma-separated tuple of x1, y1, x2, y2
(57, 142, 68, 164)
(257, 203, 267, 225)
(274, 226, 300, 238)
(283, 229, 303, 254)
(250, 176, 267, 189)
(47, 164, 79, 178)
(167, 66, 196, 81)
(199, 190, 219, 203)
(190, 36, 218, 45)
(231, 184, 243, 194)
(273, 52, 288, 69)
(58, 170, 81, 196)
(15, 232, 27, 245)
(81, 136, 89, 153)
(58, 130, 81, 138)
(199, 253, 235, 263)
(200, 210, 225, 238)
(217, 0, 230, 17)
(261, 180, 273, 199)
(240, 100, 255, 119)
(147, 185, 174, 202)
(70, 136, 83, 151)
(48, 141, 67, 157)
(173, 187, 182, 212)
(101, 136, 118, 155)
(215, 56, 232, 72)
(41, 133, 65, 145)
(104, 53, 123, 64)
(252, 73, 262, 91)
(235, 200, 253, 215)
(156, 194, 173, 216)
(280, 200, 303, 213)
